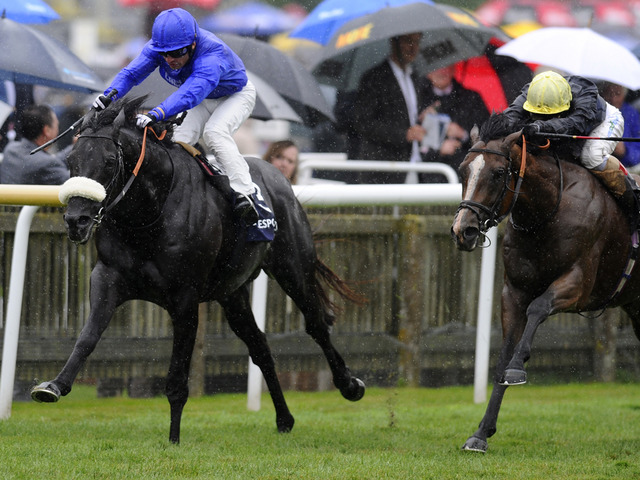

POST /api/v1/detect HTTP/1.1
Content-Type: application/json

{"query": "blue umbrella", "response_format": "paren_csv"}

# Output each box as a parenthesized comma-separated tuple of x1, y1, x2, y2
(289, 0, 434, 45)
(0, 0, 59, 24)
(201, 1, 300, 37)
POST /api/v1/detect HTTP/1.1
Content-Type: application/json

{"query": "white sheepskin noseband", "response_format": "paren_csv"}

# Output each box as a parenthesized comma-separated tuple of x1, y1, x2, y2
(58, 176, 107, 205)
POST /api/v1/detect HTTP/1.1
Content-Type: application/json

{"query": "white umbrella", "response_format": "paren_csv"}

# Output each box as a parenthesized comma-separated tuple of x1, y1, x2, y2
(495, 27, 640, 90)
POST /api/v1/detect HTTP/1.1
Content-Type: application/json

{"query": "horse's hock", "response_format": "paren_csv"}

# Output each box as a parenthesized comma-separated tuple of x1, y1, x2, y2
(1, 205, 639, 400)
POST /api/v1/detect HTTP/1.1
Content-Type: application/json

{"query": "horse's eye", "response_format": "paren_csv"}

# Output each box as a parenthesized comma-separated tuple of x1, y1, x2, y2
(492, 168, 506, 180)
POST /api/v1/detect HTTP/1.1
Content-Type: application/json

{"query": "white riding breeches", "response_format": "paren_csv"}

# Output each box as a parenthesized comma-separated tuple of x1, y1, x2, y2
(582, 102, 624, 170)
(173, 80, 257, 195)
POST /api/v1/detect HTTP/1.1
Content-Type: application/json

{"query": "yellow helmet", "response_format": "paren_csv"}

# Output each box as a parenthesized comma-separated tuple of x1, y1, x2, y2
(523, 71, 572, 115)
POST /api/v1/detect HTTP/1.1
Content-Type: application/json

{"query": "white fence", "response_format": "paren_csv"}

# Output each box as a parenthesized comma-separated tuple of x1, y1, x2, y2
(0, 178, 498, 419)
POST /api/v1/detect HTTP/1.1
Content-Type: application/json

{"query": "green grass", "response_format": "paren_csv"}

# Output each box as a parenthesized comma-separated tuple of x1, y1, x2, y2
(1, 383, 639, 479)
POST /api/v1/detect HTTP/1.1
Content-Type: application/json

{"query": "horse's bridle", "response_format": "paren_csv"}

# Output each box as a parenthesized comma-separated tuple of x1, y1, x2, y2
(74, 133, 125, 225)
(456, 137, 563, 236)
(76, 126, 167, 226)
(456, 146, 525, 234)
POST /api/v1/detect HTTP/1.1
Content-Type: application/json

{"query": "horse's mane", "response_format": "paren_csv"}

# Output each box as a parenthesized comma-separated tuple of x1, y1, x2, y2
(478, 113, 519, 143)
(79, 95, 175, 146)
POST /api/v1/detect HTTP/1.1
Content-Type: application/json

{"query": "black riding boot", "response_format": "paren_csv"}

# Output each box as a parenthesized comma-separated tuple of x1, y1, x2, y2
(233, 193, 259, 225)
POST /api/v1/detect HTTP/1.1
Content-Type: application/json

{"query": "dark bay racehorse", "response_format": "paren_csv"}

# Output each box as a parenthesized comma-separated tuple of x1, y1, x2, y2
(451, 113, 640, 453)
(31, 96, 365, 444)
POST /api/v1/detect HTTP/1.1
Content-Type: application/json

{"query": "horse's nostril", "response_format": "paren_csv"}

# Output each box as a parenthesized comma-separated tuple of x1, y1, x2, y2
(64, 214, 92, 229)
(464, 227, 479, 241)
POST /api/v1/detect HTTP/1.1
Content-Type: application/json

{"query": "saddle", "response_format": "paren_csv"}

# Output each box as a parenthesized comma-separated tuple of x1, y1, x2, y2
(176, 141, 233, 201)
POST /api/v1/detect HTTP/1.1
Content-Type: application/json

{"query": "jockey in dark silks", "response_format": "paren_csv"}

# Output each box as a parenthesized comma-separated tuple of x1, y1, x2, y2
(504, 70, 640, 220)
(94, 7, 259, 224)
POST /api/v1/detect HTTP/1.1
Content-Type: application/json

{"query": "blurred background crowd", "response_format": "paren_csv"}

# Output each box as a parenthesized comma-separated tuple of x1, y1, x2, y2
(4, 0, 640, 183)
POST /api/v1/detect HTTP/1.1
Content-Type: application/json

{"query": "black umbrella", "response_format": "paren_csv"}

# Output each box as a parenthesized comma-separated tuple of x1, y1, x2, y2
(102, 70, 302, 123)
(0, 16, 103, 92)
(217, 33, 335, 125)
(310, 3, 500, 92)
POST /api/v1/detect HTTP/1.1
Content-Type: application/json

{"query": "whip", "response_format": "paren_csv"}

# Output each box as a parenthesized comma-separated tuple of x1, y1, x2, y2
(540, 132, 640, 142)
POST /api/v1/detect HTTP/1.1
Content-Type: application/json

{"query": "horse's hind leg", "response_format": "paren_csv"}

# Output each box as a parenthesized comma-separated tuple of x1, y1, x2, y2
(266, 255, 364, 402)
(219, 287, 295, 433)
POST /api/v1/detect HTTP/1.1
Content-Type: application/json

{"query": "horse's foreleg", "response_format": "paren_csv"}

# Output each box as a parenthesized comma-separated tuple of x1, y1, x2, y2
(32, 264, 122, 403)
(166, 296, 200, 444)
(220, 289, 295, 433)
(501, 275, 583, 385)
(463, 288, 527, 452)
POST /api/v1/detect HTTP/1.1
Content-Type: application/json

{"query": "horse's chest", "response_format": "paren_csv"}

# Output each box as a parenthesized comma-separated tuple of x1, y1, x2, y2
(503, 236, 571, 288)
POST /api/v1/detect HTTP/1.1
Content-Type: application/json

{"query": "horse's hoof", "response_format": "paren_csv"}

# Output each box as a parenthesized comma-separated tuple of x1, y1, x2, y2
(31, 382, 61, 403)
(499, 369, 527, 386)
(340, 377, 365, 402)
(276, 414, 295, 433)
(462, 436, 488, 453)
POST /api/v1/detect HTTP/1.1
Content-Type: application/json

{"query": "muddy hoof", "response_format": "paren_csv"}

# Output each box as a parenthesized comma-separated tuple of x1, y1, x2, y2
(462, 436, 488, 453)
(341, 377, 365, 402)
(499, 369, 527, 386)
(31, 382, 61, 403)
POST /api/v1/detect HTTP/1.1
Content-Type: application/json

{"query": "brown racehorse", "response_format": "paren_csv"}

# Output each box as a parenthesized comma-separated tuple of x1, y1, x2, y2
(451, 112, 640, 453)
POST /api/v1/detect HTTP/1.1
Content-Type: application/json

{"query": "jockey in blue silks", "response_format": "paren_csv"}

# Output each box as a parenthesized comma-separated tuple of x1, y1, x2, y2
(94, 7, 259, 224)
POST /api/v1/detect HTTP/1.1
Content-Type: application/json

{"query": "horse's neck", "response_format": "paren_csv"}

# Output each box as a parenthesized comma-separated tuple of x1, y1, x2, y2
(118, 139, 174, 222)
(512, 154, 563, 225)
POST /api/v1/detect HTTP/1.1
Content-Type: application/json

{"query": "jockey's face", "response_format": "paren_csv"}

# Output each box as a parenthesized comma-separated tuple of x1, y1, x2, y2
(163, 42, 195, 70)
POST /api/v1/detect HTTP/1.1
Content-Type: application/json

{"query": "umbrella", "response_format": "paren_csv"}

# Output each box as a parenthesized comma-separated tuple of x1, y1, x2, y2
(0, 0, 59, 23)
(495, 27, 640, 91)
(217, 33, 334, 124)
(201, 1, 301, 37)
(310, 3, 498, 92)
(289, 0, 434, 45)
(454, 39, 534, 113)
(102, 70, 302, 123)
(0, 16, 103, 92)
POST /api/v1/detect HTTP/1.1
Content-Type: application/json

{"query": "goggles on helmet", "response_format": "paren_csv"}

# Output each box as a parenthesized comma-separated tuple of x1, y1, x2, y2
(160, 46, 190, 58)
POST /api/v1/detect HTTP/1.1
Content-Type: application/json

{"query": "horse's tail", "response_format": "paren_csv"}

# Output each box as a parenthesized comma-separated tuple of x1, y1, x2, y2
(315, 258, 367, 325)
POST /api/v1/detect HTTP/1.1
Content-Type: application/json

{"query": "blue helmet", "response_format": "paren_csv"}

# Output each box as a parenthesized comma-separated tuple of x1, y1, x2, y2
(150, 8, 197, 52)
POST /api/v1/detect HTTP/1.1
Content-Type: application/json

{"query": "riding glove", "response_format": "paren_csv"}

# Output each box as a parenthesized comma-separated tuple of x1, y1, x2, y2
(522, 123, 541, 139)
(93, 94, 112, 111)
(136, 113, 156, 129)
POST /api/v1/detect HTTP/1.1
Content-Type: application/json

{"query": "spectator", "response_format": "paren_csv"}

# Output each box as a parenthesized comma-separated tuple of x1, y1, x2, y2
(599, 81, 640, 173)
(350, 33, 425, 184)
(263, 139, 299, 184)
(0, 104, 71, 185)
(418, 64, 490, 183)
(0, 82, 34, 152)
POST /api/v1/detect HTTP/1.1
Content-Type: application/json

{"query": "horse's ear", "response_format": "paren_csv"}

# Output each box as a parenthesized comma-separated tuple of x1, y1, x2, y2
(113, 108, 126, 134)
(470, 125, 480, 144)
(503, 130, 522, 149)
(504, 130, 523, 162)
